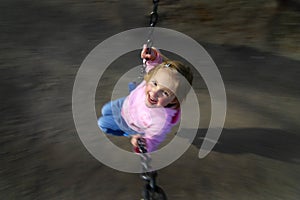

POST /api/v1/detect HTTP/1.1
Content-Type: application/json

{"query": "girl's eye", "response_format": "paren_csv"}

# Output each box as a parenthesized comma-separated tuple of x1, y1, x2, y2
(163, 91, 170, 97)
(152, 81, 157, 86)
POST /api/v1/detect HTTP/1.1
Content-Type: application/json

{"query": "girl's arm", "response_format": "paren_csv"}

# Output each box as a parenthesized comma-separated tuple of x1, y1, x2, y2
(140, 45, 163, 73)
(144, 123, 173, 152)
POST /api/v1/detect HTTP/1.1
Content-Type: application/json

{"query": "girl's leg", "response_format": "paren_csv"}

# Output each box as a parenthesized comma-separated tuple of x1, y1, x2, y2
(98, 98, 126, 136)
(101, 101, 113, 116)
(98, 115, 125, 136)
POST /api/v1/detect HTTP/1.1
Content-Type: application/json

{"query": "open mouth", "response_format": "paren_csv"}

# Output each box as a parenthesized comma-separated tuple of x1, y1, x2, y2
(147, 94, 157, 105)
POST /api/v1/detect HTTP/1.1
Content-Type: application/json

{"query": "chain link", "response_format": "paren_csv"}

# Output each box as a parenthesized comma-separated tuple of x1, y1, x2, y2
(137, 138, 152, 173)
(149, 0, 159, 27)
(147, 0, 159, 48)
(140, 153, 152, 173)
(139, 0, 160, 81)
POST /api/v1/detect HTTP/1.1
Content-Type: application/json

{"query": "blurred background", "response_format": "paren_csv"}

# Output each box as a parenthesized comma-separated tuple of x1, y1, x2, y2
(1, 0, 299, 199)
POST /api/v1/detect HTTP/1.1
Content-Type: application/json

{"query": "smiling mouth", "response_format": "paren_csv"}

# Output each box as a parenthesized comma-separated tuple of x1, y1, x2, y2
(147, 94, 157, 105)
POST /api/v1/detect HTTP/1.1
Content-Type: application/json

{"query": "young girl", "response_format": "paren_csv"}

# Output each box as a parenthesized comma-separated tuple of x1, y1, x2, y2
(98, 45, 193, 152)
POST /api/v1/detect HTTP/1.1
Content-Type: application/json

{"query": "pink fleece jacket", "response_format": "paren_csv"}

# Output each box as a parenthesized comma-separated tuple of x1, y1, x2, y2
(121, 53, 181, 152)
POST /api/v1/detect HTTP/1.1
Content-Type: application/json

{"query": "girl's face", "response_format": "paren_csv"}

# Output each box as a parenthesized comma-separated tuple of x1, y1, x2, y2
(145, 68, 180, 108)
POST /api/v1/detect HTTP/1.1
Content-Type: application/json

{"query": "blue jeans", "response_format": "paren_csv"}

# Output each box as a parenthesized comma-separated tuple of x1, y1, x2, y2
(98, 97, 138, 136)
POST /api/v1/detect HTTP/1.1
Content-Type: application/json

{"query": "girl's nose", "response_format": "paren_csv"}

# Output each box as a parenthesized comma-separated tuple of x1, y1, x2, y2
(151, 89, 158, 98)
(152, 88, 162, 98)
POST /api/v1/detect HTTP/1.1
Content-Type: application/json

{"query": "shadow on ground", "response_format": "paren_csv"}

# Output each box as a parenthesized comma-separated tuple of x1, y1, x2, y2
(190, 128, 300, 163)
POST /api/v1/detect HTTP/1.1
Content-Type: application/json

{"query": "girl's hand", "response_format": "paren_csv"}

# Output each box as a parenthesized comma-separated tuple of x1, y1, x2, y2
(141, 44, 157, 61)
(131, 134, 142, 147)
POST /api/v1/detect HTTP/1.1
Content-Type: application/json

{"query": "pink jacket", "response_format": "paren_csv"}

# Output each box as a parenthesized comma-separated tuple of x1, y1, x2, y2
(121, 54, 181, 152)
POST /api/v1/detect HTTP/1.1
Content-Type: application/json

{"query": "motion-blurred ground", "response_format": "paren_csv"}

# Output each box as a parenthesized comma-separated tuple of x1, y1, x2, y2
(1, 0, 300, 199)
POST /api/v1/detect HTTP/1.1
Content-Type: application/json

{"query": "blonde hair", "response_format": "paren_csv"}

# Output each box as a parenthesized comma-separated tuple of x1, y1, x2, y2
(144, 60, 193, 108)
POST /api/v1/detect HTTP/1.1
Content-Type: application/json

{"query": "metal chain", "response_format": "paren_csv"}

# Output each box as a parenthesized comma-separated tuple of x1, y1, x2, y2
(139, 0, 160, 81)
(146, 0, 159, 50)
(140, 152, 152, 173)
(149, 0, 159, 27)
(137, 138, 152, 173)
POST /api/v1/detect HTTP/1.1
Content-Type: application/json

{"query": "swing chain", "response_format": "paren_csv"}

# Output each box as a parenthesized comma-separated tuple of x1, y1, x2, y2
(137, 138, 152, 177)
(147, 0, 159, 47)
(139, 0, 160, 81)
(150, 0, 159, 27)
